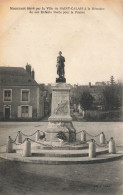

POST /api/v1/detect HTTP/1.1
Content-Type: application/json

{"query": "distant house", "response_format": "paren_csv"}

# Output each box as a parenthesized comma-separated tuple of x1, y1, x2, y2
(0, 64, 44, 120)
(95, 82, 106, 86)
(70, 82, 106, 110)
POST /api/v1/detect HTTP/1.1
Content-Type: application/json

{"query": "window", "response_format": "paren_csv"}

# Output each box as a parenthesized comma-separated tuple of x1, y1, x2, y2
(22, 106, 28, 113)
(3, 89, 12, 101)
(21, 90, 30, 101)
(18, 105, 32, 118)
(21, 106, 29, 117)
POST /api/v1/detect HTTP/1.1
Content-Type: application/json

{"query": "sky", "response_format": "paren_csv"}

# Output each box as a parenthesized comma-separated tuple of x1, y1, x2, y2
(0, 0, 123, 85)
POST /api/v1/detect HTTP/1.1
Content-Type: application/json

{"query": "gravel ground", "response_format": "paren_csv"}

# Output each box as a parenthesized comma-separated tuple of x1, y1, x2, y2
(0, 122, 123, 195)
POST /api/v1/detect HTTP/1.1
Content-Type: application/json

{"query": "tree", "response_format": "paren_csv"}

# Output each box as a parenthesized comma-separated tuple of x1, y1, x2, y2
(110, 75, 115, 85)
(80, 91, 94, 110)
(102, 80, 122, 110)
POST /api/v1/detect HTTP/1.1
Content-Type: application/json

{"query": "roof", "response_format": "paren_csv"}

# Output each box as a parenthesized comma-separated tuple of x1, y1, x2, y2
(70, 85, 105, 96)
(79, 85, 105, 94)
(0, 66, 38, 86)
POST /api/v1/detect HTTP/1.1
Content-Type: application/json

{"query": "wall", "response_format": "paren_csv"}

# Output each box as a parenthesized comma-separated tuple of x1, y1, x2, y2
(84, 110, 123, 121)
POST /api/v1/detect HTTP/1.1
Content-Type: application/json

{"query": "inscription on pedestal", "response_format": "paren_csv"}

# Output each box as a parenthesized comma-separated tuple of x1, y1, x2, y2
(52, 90, 70, 117)
(54, 100, 68, 115)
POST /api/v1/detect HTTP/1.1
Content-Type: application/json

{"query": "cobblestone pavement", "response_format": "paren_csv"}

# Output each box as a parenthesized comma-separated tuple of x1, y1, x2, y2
(0, 122, 123, 195)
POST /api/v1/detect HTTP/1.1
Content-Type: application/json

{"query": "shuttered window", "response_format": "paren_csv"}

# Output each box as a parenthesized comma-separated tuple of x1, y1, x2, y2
(21, 106, 29, 117)
(22, 106, 29, 113)
(18, 106, 32, 118)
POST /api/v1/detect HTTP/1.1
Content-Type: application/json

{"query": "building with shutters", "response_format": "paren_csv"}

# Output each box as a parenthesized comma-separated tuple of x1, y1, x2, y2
(0, 65, 44, 120)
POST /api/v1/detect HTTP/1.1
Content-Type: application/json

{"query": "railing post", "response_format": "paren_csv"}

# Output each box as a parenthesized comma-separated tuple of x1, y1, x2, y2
(89, 139, 96, 158)
(109, 137, 116, 154)
(17, 131, 22, 144)
(100, 132, 105, 144)
(35, 130, 40, 142)
(23, 138, 31, 157)
(81, 130, 86, 142)
(6, 136, 13, 153)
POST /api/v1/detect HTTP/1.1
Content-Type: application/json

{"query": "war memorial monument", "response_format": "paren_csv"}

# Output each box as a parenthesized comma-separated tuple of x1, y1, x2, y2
(0, 52, 123, 164)
(46, 51, 76, 143)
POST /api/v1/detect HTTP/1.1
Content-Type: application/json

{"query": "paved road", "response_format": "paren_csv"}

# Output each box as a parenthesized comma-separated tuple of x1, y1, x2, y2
(0, 122, 123, 195)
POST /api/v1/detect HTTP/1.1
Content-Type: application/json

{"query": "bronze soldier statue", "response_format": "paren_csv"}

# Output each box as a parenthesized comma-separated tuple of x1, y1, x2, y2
(56, 51, 66, 83)
(56, 51, 65, 77)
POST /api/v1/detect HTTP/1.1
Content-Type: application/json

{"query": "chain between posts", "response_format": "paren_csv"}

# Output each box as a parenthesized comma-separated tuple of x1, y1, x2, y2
(76, 130, 101, 137)
(19, 130, 45, 137)
(85, 139, 108, 148)
(11, 133, 19, 143)
(10, 137, 109, 148)
(95, 142, 108, 148)
(18, 130, 101, 137)
(9, 129, 110, 148)
(28, 138, 53, 147)
(11, 137, 27, 145)
(10, 136, 53, 147)
(76, 131, 83, 134)
(104, 137, 109, 144)
(84, 130, 101, 137)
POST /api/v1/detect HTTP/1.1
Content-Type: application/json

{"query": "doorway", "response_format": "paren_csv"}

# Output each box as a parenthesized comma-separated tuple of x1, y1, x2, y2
(5, 106, 10, 120)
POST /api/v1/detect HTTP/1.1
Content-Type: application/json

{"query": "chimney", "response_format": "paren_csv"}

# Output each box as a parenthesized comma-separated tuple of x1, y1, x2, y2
(89, 82, 91, 87)
(26, 63, 31, 75)
(31, 69, 35, 80)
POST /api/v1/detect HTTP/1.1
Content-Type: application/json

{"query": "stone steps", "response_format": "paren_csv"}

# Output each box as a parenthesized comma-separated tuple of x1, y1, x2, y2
(16, 147, 108, 157)
(0, 145, 123, 164)
(34, 145, 89, 150)
(14, 141, 89, 150)
(0, 147, 122, 164)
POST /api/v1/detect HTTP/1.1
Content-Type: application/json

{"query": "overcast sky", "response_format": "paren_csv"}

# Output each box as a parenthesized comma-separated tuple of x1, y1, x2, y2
(0, 0, 123, 85)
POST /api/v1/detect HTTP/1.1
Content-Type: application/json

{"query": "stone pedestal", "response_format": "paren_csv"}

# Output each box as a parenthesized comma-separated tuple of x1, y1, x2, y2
(46, 83, 76, 142)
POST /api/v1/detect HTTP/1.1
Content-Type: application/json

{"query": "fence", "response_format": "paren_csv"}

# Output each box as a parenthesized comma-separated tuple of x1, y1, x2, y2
(84, 109, 122, 121)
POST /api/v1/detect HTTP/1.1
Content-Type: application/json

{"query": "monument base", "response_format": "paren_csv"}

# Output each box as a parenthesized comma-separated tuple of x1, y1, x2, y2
(48, 116, 72, 122)
(46, 82, 76, 142)
(46, 121, 76, 142)
(56, 76, 66, 83)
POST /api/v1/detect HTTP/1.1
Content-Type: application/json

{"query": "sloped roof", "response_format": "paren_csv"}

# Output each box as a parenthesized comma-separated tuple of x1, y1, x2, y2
(0, 66, 38, 86)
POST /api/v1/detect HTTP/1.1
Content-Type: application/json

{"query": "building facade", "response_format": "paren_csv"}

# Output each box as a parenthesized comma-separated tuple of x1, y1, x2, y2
(0, 65, 44, 120)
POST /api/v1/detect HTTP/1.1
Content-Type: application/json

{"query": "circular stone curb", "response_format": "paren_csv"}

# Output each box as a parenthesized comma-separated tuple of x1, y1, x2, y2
(0, 145, 123, 165)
